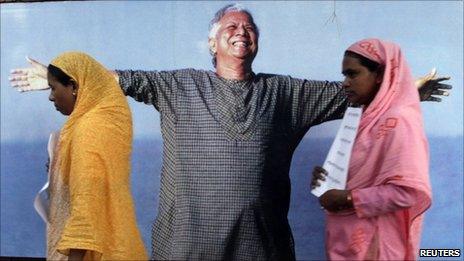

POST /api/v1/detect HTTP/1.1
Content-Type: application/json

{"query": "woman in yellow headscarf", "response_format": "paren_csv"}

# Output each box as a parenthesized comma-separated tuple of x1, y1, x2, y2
(46, 52, 147, 260)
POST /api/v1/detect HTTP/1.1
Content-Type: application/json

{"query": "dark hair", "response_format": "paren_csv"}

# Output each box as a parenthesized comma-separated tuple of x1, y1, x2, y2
(344, 50, 382, 73)
(48, 64, 73, 86)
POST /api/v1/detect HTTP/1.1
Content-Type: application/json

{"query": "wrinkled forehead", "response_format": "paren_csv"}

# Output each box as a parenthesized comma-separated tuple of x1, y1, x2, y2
(219, 11, 255, 25)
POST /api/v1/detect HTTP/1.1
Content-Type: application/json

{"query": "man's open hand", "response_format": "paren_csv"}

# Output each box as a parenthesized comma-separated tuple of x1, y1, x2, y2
(9, 56, 49, 92)
(416, 68, 452, 102)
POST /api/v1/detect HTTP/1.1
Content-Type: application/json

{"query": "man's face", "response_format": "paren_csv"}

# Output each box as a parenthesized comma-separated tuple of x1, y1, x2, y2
(209, 11, 258, 64)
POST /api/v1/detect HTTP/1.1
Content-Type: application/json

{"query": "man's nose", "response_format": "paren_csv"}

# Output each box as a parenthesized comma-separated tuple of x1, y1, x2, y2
(236, 25, 248, 36)
(48, 92, 54, 102)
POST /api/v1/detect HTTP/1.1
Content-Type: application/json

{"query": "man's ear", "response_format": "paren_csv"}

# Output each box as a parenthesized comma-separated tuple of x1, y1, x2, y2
(208, 38, 217, 55)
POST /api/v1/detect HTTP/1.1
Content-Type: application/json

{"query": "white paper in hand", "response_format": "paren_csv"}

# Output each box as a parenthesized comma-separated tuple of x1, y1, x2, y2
(311, 107, 362, 197)
(34, 131, 60, 223)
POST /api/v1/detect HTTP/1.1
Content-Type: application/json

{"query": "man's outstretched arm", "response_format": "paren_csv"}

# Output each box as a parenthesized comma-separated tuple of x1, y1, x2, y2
(9, 57, 452, 103)
(10, 57, 180, 115)
(9, 57, 121, 91)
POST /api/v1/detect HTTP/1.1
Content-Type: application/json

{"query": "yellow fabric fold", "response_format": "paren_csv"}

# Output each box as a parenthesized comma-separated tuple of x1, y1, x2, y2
(47, 52, 147, 260)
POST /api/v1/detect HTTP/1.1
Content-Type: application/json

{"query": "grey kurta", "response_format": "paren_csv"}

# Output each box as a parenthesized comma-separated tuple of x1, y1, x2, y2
(117, 69, 347, 260)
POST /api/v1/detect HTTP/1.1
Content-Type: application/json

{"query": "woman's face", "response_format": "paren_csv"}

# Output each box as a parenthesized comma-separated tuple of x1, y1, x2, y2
(342, 55, 382, 106)
(47, 72, 76, 115)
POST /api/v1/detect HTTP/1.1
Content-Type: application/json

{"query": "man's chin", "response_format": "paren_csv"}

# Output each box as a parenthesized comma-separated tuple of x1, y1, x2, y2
(232, 52, 256, 61)
(232, 52, 250, 58)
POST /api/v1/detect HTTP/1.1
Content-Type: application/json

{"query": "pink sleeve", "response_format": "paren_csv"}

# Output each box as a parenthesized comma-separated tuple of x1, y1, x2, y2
(352, 184, 417, 218)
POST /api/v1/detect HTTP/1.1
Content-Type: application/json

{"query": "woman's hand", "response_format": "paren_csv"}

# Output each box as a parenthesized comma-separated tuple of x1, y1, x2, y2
(319, 189, 353, 212)
(9, 56, 49, 92)
(310, 166, 327, 190)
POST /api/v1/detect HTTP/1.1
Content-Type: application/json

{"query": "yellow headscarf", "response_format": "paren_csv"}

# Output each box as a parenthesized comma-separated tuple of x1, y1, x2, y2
(49, 52, 147, 260)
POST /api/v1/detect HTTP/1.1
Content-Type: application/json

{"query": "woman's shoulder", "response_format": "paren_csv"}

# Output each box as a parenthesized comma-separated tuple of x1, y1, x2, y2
(377, 105, 425, 138)
(74, 113, 130, 139)
(380, 104, 422, 122)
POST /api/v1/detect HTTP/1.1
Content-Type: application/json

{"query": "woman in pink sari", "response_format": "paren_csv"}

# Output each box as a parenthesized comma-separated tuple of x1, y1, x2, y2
(311, 38, 432, 260)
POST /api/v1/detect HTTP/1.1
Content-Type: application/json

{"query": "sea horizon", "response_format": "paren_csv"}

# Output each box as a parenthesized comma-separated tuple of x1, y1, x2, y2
(1, 136, 462, 259)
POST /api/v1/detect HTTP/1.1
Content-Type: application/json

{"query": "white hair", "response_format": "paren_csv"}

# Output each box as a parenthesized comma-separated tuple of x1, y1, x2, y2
(208, 3, 259, 39)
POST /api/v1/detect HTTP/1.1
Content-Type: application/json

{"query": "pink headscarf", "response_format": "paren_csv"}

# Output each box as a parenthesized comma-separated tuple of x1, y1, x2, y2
(346, 39, 432, 259)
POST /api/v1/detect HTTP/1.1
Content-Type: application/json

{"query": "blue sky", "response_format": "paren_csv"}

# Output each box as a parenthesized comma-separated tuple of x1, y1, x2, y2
(1, 1, 463, 142)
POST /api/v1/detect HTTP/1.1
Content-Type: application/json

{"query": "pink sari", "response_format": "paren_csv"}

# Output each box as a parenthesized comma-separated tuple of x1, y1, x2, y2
(325, 39, 431, 260)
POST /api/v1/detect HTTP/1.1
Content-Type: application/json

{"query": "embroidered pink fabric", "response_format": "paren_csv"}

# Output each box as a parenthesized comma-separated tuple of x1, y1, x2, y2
(325, 39, 432, 260)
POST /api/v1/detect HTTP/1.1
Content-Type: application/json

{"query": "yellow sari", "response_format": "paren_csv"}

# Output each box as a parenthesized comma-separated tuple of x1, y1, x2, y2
(47, 52, 147, 260)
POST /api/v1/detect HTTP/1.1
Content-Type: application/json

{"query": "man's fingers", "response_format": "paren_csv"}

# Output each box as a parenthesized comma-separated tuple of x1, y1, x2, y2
(10, 69, 27, 74)
(427, 96, 442, 102)
(11, 81, 31, 90)
(11, 67, 31, 73)
(18, 82, 31, 87)
(27, 57, 48, 73)
(427, 68, 437, 78)
(432, 90, 449, 96)
(26, 56, 41, 65)
(10, 81, 24, 87)
(9, 75, 28, 81)
(9, 79, 29, 86)
(433, 76, 451, 83)
(434, 83, 452, 90)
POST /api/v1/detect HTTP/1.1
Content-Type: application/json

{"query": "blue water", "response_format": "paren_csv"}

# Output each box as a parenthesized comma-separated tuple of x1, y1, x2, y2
(1, 137, 462, 259)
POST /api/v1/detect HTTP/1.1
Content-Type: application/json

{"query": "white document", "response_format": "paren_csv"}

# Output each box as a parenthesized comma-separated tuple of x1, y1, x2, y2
(311, 107, 362, 197)
(34, 131, 60, 223)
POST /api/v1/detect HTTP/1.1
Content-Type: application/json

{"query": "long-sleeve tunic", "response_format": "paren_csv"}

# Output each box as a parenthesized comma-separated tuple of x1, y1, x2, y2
(116, 69, 347, 260)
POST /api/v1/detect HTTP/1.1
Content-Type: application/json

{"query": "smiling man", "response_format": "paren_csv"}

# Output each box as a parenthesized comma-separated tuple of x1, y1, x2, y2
(115, 5, 349, 260)
(116, 5, 349, 259)
(9, 3, 451, 261)
(208, 10, 258, 79)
